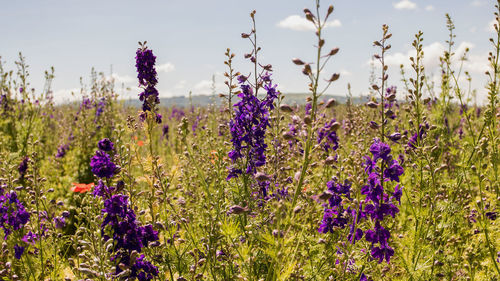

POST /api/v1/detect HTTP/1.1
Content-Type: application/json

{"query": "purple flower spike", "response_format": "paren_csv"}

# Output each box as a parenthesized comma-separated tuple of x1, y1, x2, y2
(98, 138, 114, 152)
(14, 244, 24, 259)
(90, 150, 118, 178)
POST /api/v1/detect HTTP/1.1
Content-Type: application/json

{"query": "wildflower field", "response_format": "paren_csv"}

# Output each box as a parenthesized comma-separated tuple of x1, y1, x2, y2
(0, 0, 499, 280)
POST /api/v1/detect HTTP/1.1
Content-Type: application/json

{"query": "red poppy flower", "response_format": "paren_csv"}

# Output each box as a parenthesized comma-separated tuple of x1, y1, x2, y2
(71, 183, 95, 193)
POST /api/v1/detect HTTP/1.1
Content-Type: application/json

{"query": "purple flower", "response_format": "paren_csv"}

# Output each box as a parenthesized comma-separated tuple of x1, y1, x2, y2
(18, 156, 29, 178)
(55, 143, 70, 158)
(358, 139, 404, 263)
(53, 216, 66, 229)
(370, 244, 394, 264)
(130, 254, 159, 281)
(162, 124, 169, 139)
(155, 113, 162, 124)
(90, 150, 118, 178)
(305, 102, 312, 115)
(0, 190, 30, 239)
(318, 179, 352, 233)
(136, 47, 160, 112)
(383, 160, 404, 182)
(369, 139, 391, 162)
(227, 75, 279, 180)
(135, 48, 158, 87)
(317, 119, 339, 153)
(14, 244, 24, 259)
(98, 138, 114, 152)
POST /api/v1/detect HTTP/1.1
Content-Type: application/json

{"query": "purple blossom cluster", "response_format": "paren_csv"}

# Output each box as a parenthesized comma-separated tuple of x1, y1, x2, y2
(136, 46, 161, 120)
(360, 139, 403, 263)
(227, 75, 279, 180)
(0, 187, 30, 260)
(18, 156, 29, 179)
(170, 107, 185, 120)
(91, 139, 159, 280)
(317, 119, 339, 153)
(384, 86, 397, 120)
(98, 138, 114, 152)
(90, 139, 118, 179)
(90, 150, 118, 179)
(407, 123, 429, 150)
(318, 139, 403, 264)
(0, 189, 30, 239)
(55, 143, 70, 158)
(318, 179, 352, 233)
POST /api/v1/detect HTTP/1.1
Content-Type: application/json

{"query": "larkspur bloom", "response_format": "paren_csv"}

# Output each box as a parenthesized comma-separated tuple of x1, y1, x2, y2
(90, 150, 118, 178)
(162, 124, 169, 139)
(18, 156, 29, 178)
(96, 191, 159, 280)
(136, 46, 160, 118)
(319, 179, 352, 233)
(0, 190, 30, 239)
(98, 138, 114, 152)
(317, 119, 339, 153)
(90, 138, 158, 280)
(407, 123, 429, 150)
(55, 143, 70, 158)
(359, 139, 403, 263)
(227, 74, 279, 180)
(14, 244, 24, 259)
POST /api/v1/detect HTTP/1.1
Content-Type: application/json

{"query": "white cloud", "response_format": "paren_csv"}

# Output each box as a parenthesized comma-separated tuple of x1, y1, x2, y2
(340, 69, 352, 76)
(393, 0, 417, 10)
(157, 62, 175, 73)
(193, 78, 225, 96)
(52, 88, 82, 103)
(374, 41, 484, 73)
(277, 15, 341, 31)
(425, 5, 434, 11)
(111, 73, 135, 84)
(174, 80, 187, 90)
(463, 53, 489, 74)
(471, 0, 485, 7)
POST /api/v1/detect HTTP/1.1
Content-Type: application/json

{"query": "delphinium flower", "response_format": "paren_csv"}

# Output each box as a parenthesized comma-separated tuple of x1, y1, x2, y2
(98, 138, 114, 152)
(90, 138, 118, 178)
(55, 143, 70, 158)
(162, 124, 169, 140)
(95, 97, 106, 120)
(359, 139, 403, 263)
(90, 139, 159, 280)
(0, 188, 30, 261)
(318, 178, 352, 233)
(14, 244, 24, 259)
(170, 107, 185, 120)
(136, 44, 161, 124)
(18, 156, 29, 179)
(384, 86, 397, 120)
(317, 119, 339, 153)
(0, 94, 10, 114)
(0, 190, 30, 239)
(95, 187, 159, 280)
(407, 123, 429, 150)
(226, 74, 279, 180)
(192, 114, 201, 136)
(90, 150, 118, 179)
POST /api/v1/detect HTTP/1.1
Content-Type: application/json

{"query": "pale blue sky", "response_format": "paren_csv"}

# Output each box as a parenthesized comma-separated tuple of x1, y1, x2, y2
(0, 0, 495, 103)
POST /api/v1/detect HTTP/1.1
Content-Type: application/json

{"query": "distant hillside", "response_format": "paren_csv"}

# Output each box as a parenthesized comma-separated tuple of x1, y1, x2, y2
(123, 93, 368, 108)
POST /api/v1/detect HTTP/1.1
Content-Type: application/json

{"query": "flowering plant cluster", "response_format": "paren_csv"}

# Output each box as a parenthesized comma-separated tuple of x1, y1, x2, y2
(227, 75, 278, 180)
(91, 139, 159, 280)
(360, 139, 403, 263)
(136, 44, 161, 123)
(0, 188, 30, 252)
